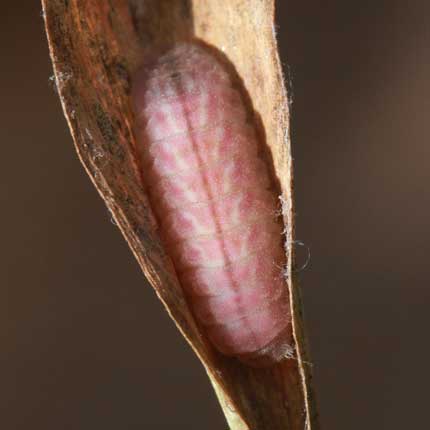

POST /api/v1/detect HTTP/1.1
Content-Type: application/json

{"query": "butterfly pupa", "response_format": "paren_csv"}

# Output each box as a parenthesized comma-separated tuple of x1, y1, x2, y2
(132, 42, 292, 366)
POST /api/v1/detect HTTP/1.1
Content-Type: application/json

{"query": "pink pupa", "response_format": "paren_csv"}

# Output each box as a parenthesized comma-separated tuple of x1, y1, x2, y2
(132, 42, 292, 366)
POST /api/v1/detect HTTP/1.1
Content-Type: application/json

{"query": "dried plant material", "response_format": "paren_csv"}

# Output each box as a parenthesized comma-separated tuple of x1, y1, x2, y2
(42, 1, 319, 429)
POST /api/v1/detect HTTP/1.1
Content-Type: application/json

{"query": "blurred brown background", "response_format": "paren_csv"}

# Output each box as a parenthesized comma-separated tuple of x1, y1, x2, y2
(2, 1, 429, 429)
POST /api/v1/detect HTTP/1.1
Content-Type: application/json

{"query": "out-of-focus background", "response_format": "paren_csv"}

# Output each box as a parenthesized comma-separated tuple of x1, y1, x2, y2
(2, 1, 429, 429)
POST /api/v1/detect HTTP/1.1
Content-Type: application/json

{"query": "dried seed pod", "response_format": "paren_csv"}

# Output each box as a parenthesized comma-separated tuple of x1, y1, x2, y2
(42, 1, 319, 429)
(133, 42, 293, 365)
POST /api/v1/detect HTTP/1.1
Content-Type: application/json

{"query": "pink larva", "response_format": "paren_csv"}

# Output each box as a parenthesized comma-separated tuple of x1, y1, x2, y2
(133, 43, 292, 365)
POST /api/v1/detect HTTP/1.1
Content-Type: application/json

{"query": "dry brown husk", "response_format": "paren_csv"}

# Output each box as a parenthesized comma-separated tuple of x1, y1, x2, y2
(41, 1, 319, 429)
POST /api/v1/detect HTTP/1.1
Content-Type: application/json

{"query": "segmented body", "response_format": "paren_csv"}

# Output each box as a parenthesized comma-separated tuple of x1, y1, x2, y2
(133, 43, 292, 364)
